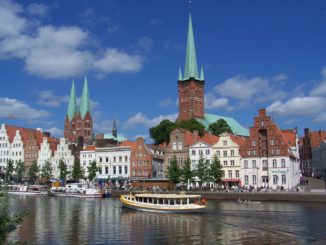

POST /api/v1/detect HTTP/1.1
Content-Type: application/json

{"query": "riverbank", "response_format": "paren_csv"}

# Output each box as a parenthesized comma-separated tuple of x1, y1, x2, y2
(111, 190, 326, 202)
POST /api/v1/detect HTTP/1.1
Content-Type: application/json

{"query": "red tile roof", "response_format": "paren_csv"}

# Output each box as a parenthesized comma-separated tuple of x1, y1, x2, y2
(309, 131, 326, 148)
(120, 140, 137, 151)
(230, 134, 247, 147)
(84, 145, 96, 151)
(281, 129, 297, 147)
(200, 132, 219, 145)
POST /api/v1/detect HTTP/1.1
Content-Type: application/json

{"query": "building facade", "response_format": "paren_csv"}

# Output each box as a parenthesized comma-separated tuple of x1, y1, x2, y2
(240, 109, 300, 190)
(64, 77, 93, 146)
(312, 141, 326, 178)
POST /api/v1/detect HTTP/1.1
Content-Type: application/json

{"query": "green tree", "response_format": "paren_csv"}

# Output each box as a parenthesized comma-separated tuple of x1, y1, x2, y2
(210, 154, 224, 184)
(149, 119, 176, 144)
(181, 157, 193, 184)
(208, 119, 233, 136)
(195, 154, 210, 189)
(40, 160, 52, 182)
(177, 118, 205, 136)
(5, 160, 14, 183)
(72, 158, 83, 180)
(58, 159, 67, 180)
(0, 193, 24, 243)
(28, 161, 39, 184)
(167, 155, 181, 185)
(87, 160, 97, 182)
(16, 160, 25, 184)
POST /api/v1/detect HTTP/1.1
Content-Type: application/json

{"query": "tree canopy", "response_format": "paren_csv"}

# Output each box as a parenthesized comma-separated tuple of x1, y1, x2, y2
(208, 119, 233, 136)
(210, 155, 224, 183)
(87, 160, 97, 182)
(16, 161, 25, 184)
(5, 160, 14, 183)
(195, 154, 211, 187)
(149, 118, 205, 144)
(72, 159, 84, 180)
(28, 161, 39, 184)
(181, 157, 193, 184)
(166, 155, 181, 184)
(40, 160, 52, 181)
(58, 159, 67, 180)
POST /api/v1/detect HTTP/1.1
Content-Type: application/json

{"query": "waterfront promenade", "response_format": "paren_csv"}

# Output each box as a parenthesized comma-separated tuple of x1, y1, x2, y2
(111, 177, 326, 202)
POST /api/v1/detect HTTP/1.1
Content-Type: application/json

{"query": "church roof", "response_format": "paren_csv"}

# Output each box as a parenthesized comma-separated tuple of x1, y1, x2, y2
(104, 133, 127, 143)
(80, 76, 90, 119)
(195, 113, 249, 136)
(67, 80, 77, 121)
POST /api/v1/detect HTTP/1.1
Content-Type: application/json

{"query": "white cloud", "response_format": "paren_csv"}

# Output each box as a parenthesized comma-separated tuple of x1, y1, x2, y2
(27, 3, 48, 17)
(45, 127, 63, 137)
(37, 90, 68, 107)
(0, 1, 145, 79)
(158, 98, 174, 108)
(309, 67, 326, 96)
(214, 75, 286, 103)
(0, 97, 50, 119)
(93, 48, 143, 75)
(273, 73, 287, 81)
(267, 97, 326, 116)
(124, 112, 178, 129)
(205, 93, 232, 110)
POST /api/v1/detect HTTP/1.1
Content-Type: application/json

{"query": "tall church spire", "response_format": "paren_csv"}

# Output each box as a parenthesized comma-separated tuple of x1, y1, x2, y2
(184, 14, 199, 80)
(80, 76, 90, 119)
(67, 80, 77, 121)
(112, 120, 117, 138)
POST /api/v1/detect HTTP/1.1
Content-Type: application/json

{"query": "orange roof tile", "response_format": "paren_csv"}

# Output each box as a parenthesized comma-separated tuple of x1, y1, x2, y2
(200, 133, 219, 145)
(120, 140, 137, 151)
(309, 131, 326, 148)
(281, 129, 297, 147)
(230, 134, 247, 147)
(84, 145, 96, 151)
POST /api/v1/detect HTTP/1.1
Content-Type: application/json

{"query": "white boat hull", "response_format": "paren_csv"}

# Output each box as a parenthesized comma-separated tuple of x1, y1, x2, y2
(49, 192, 102, 198)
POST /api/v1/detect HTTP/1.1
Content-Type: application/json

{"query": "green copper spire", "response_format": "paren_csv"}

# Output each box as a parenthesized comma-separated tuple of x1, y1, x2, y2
(112, 120, 117, 138)
(80, 76, 90, 119)
(178, 67, 183, 81)
(200, 67, 205, 81)
(184, 14, 199, 80)
(67, 80, 77, 121)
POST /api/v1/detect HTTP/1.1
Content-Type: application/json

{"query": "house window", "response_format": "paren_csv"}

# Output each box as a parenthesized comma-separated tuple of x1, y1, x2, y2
(228, 170, 232, 178)
(138, 161, 142, 166)
(105, 167, 108, 174)
(173, 142, 177, 150)
(262, 160, 268, 169)
(191, 150, 196, 156)
(223, 151, 227, 157)
(245, 175, 249, 185)
(252, 150, 256, 156)
(119, 156, 122, 162)
(125, 156, 128, 162)
(178, 142, 182, 150)
(261, 121, 264, 127)
(252, 140, 256, 146)
(125, 166, 128, 174)
(276, 149, 280, 155)
(231, 150, 234, 156)
(271, 148, 274, 156)
(199, 150, 203, 155)
(223, 140, 227, 146)
(253, 175, 257, 185)
(281, 159, 285, 167)
(206, 149, 210, 155)
(271, 139, 274, 145)
(235, 170, 239, 178)
(231, 160, 235, 166)
(252, 160, 256, 169)
(99, 157, 102, 163)
(247, 150, 251, 156)
(113, 166, 116, 175)
(282, 175, 286, 184)
(217, 151, 220, 157)
(223, 160, 227, 166)
(244, 160, 248, 169)
(119, 166, 122, 174)
(272, 159, 277, 168)
(106, 157, 108, 162)
(273, 175, 278, 185)
(113, 157, 116, 162)
(99, 167, 102, 174)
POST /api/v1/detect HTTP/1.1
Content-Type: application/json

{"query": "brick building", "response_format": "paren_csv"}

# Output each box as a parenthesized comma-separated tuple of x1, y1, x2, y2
(64, 77, 93, 146)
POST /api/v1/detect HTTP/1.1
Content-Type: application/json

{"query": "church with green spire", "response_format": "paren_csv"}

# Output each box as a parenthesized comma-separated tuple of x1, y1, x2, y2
(177, 14, 249, 136)
(64, 77, 94, 145)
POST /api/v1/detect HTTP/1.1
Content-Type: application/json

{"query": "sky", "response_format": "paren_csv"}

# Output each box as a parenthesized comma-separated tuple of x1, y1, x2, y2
(1, 0, 326, 142)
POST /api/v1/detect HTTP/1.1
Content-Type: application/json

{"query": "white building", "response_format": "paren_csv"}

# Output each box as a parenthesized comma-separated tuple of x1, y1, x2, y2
(51, 138, 74, 179)
(211, 132, 244, 188)
(80, 146, 131, 182)
(189, 141, 212, 170)
(38, 137, 53, 168)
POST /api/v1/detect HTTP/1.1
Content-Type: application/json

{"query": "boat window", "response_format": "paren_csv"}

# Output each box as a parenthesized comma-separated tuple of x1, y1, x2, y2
(170, 200, 174, 205)
(159, 199, 163, 205)
(176, 199, 181, 205)
(148, 198, 152, 203)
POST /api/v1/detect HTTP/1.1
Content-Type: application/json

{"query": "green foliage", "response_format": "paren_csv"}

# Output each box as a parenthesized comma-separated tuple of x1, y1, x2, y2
(72, 158, 83, 180)
(87, 161, 97, 181)
(177, 118, 205, 136)
(5, 159, 14, 182)
(0, 192, 24, 243)
(16, 160, 25, 184)
(58, 159, 67, 180)
(149, 119, 206, 144)
(195, 154, 210, 186)
(210, 154, 224, 183)
(167, 155, 181, 184)
(181, 157, 193, 183)
(149, 119, 176, 144)
(208, 119, 233, 136)
(28, 161, 39, 184)
(40, 160, 52, 181)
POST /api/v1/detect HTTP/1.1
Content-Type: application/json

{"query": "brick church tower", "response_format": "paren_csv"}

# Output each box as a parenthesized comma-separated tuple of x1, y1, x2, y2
(64, 77, 93, 146)
(176, 14, 205, 122)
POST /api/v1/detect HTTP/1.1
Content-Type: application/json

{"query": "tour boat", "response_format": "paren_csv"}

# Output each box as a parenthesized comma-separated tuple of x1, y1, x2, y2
(120, 193, 207, 213)
(5, 185, 48, 195)
(49, 183, 103, 198)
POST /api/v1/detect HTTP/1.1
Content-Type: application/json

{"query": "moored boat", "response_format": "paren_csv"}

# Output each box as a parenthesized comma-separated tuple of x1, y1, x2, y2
(49, 183, 103, 198)
(120, 193, 206, 213)
(5, 185, 48, 195)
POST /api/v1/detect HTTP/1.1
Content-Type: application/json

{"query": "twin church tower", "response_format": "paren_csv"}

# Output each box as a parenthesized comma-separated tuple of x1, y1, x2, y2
(63, 14, 205, 145)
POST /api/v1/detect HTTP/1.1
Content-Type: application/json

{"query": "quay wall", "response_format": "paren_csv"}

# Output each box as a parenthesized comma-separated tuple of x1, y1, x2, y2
(111, 190, 326, 202)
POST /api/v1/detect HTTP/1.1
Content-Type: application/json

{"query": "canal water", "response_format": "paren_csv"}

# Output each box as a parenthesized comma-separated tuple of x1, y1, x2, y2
(6, 195, 326, 244)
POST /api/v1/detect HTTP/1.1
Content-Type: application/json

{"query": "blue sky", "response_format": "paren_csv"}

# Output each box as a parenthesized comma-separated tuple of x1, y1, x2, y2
(1, 0, 326, 142)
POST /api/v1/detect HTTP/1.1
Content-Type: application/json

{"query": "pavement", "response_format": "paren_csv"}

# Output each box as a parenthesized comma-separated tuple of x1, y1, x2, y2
(302, 176, 326, 192)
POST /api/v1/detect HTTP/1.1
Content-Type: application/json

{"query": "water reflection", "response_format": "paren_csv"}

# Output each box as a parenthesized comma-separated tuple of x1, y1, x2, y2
(7, 196, 326, 244)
